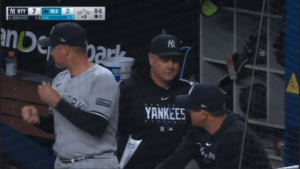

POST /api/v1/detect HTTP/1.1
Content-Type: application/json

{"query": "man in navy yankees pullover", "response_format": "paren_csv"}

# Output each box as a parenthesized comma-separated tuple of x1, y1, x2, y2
(117, 34, 191, 169)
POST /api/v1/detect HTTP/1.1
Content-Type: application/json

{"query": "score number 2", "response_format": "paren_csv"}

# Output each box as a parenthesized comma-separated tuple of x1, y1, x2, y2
(62, 8, 74, 15)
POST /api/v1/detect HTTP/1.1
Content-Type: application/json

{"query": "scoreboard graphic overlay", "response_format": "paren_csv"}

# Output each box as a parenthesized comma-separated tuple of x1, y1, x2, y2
(6, 7, 105, 21)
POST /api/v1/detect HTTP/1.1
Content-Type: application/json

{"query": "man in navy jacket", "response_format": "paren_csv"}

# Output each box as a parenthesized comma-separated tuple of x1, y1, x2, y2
(156, 84, 272, 169)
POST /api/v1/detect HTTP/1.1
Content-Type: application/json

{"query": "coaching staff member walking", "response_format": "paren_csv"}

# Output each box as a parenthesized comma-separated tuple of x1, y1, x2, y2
(21, 22, 120, 169)
(156, 84, 272, 169)
(117, 34, 191, 169)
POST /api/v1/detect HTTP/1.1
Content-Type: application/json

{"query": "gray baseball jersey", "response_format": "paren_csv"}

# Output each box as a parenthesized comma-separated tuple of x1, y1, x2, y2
(49, 64, 119, 158)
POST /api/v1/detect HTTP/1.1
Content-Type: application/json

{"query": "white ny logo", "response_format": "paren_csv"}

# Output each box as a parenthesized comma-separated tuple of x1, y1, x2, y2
(10, 8, 15, 14)
(160, 126, 165, 132)
(258, 49, 266, 57)
(168, 39, 176, 48)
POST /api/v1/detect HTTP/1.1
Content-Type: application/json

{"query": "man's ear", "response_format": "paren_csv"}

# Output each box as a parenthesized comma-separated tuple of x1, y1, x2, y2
(63, 45, 71, 57)
(201, 110, 209, 119)
(148, 53, 154, 66)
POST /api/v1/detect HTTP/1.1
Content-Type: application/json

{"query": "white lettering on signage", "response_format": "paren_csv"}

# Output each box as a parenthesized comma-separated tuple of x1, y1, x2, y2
(1, 28, 127, 63)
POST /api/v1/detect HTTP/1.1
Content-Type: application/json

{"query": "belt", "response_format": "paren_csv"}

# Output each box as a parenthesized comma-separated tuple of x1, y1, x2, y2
(59, 152, 115, 164)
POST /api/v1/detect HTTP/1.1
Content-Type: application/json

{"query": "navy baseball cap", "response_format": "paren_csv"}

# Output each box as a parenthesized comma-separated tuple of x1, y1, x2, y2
(150, 34, 183, 57)
(39, 22, 87, 47)
(176, 84, 227, 113)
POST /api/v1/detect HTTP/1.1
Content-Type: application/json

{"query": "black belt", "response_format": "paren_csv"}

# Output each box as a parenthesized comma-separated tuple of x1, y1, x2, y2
(59, 156, 97, 163)
(58, 152, 115, 164)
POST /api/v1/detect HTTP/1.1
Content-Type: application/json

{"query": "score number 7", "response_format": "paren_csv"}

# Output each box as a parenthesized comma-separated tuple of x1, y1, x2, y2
(33, 8, 36, 14)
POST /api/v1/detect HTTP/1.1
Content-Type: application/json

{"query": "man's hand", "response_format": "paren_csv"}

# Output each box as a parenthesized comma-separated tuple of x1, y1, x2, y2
(22, 106, 40, 124)
(38, 81, 61, 107)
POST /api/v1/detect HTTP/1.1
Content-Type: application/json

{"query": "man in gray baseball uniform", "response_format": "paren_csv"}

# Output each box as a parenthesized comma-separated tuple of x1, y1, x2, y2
(21, 22, 120, 169)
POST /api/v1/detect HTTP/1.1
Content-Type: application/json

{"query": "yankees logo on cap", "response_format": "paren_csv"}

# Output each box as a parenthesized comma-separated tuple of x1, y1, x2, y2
(150, 34, 183, 57)
(168, 39, 176, 48)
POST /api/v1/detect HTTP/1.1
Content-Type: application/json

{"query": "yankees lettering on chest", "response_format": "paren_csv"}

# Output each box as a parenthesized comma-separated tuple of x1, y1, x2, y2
(61, 93, 86, 109)
(145, 104, 186, 121)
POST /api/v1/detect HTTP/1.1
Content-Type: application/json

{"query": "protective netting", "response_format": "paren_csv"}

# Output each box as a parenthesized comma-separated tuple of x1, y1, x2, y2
(0, 0, 201, 168)
(0, 0, 299, 168)
(200, 0, 298, 168)
(1, 0, 200, 80)
(234, 0, 299, 168)
(238, 0, 299, 168)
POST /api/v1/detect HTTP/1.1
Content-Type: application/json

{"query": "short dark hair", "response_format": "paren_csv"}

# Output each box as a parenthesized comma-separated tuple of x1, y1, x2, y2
(71, 46, 87, 56)
(209, 110, 226, 117)
(208, 103, 227, 116)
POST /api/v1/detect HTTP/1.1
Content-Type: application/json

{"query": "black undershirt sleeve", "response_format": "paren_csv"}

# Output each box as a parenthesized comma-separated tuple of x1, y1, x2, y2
(54, 99, 109, 138)
(34, 114, 55, 134)
(116, 82, 131, 160)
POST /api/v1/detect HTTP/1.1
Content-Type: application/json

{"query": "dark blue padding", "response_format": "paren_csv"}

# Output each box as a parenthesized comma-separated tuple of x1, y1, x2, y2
(284, 0, 299, 166)
(1, 121, 56, 169)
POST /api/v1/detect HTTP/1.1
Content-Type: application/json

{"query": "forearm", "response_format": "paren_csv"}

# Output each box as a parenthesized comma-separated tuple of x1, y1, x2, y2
(55, 99, 109, 138)
(34, 114, 54, 133)
(156, 136, 195, 169)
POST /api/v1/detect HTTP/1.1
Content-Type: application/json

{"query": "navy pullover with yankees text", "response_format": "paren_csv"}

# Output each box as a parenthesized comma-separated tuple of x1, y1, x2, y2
(117, 63, 191, 169)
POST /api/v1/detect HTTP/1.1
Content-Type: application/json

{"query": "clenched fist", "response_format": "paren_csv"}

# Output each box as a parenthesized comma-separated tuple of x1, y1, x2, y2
(38, 81, 61, 107)
(21, 105, 40, 124)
